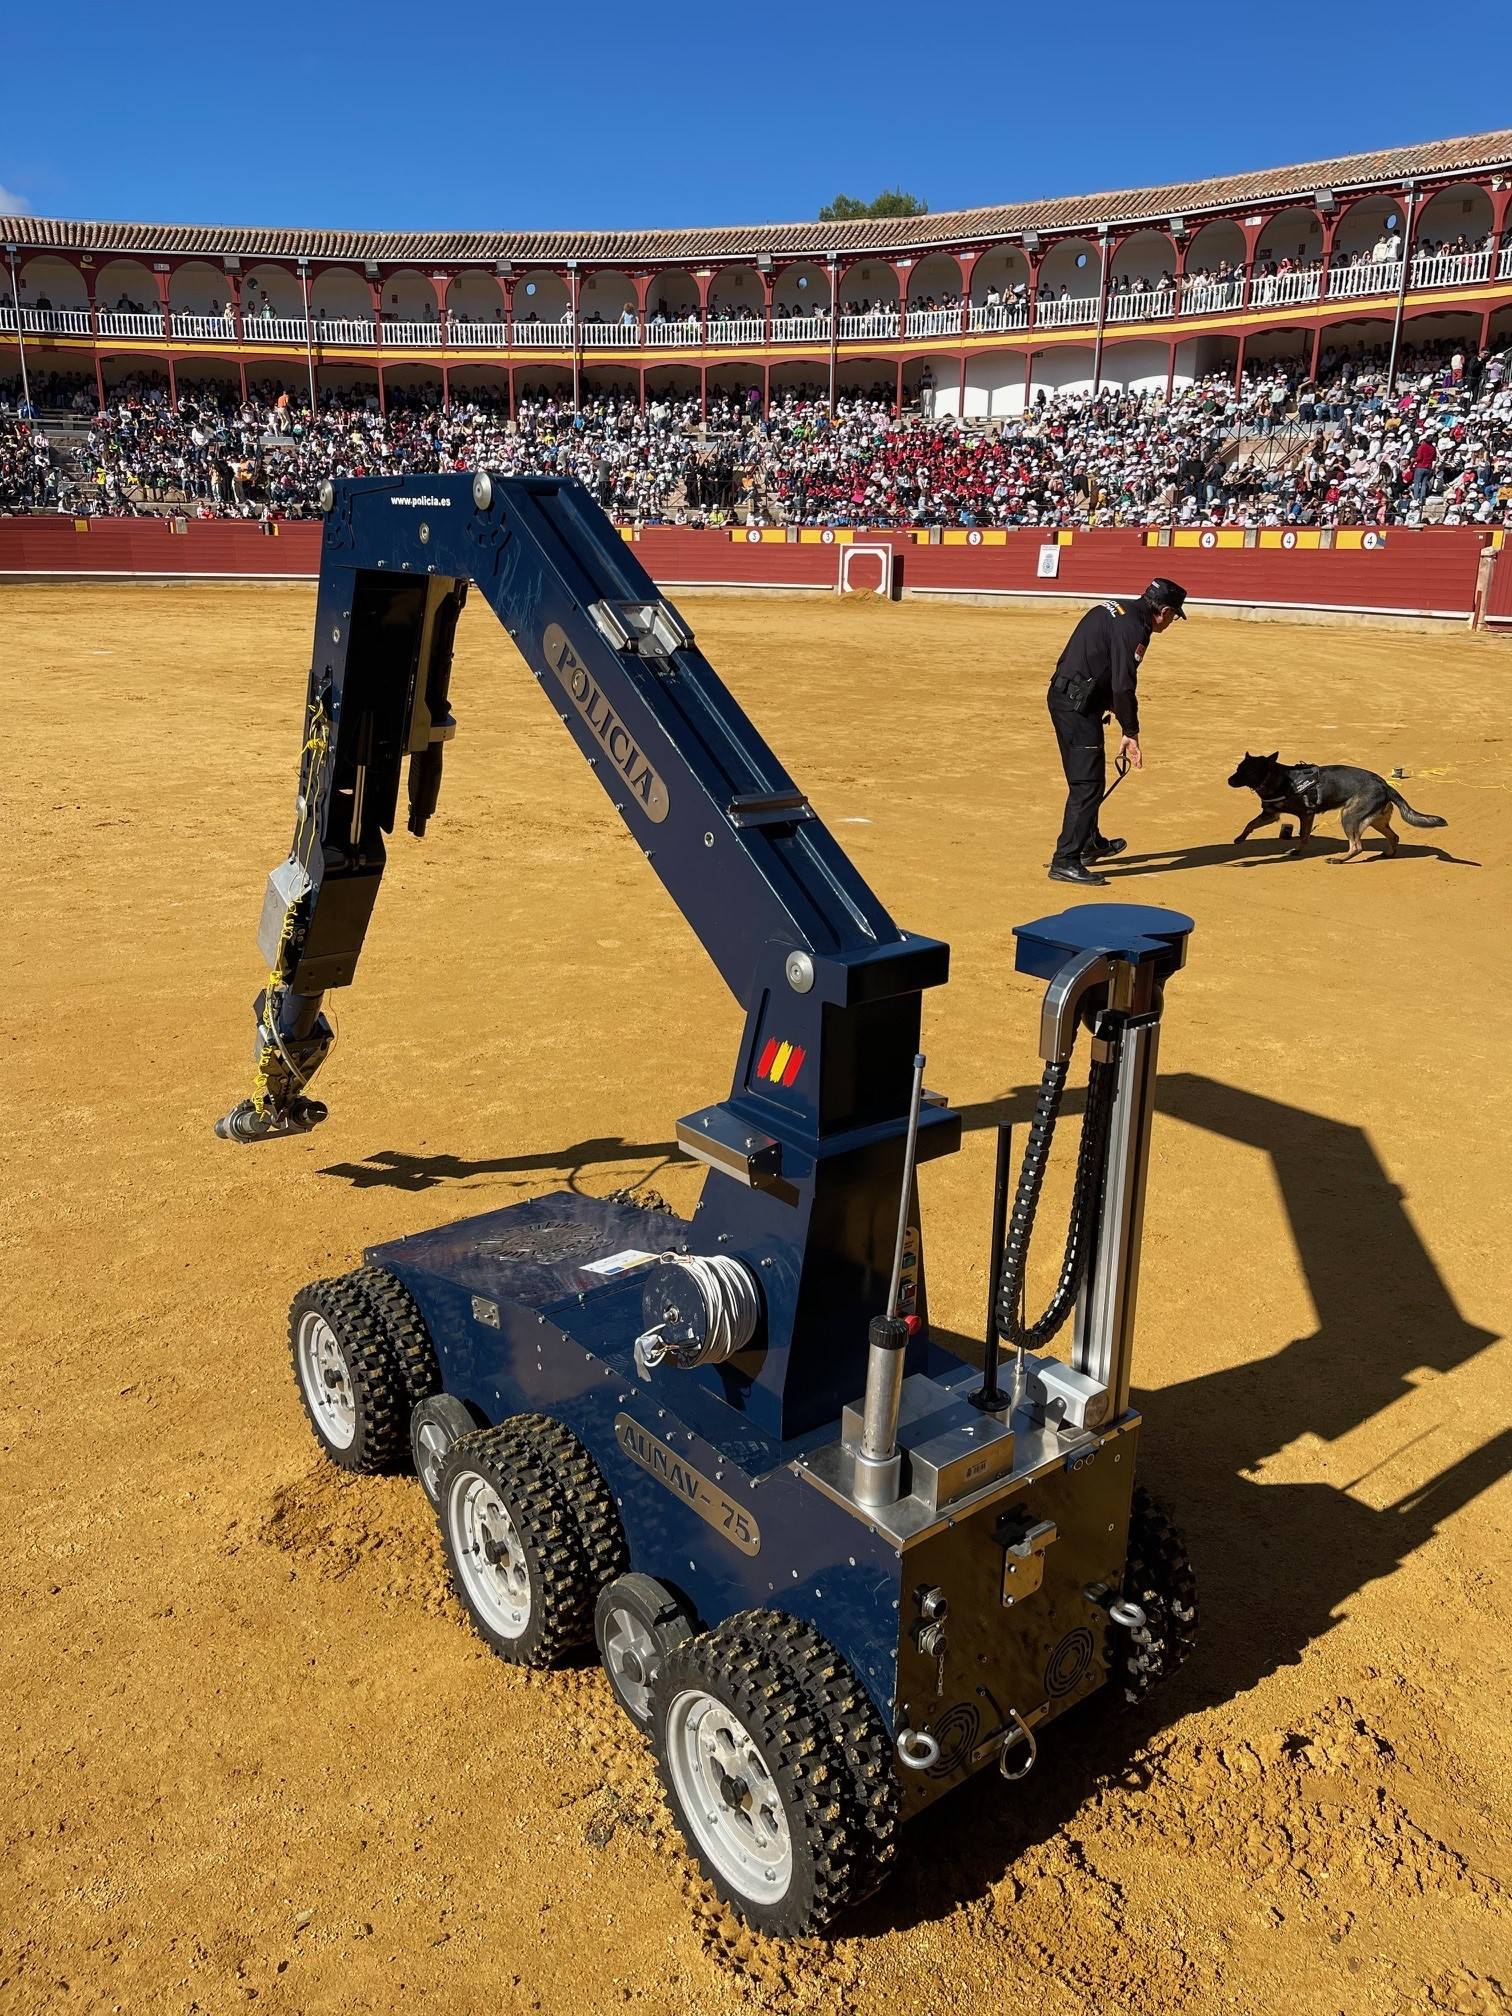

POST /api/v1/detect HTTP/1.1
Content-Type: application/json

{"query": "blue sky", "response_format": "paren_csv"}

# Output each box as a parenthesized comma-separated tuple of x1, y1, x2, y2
(3, 1, 1509, 233)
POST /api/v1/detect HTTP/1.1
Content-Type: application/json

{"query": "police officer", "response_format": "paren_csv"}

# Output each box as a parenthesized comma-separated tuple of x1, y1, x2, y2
(1045, 578, 1187, 886)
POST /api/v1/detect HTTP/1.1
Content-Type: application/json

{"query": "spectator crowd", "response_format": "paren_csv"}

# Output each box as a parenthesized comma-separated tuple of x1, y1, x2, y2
(3, 338, 1509, 531)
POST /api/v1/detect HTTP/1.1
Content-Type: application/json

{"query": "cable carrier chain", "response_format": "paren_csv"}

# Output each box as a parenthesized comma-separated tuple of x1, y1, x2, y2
(218, 469, 1200, 1936)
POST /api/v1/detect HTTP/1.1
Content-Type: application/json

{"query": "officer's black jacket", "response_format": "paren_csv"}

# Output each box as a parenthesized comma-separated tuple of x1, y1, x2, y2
(1050, 598, 1151, 736)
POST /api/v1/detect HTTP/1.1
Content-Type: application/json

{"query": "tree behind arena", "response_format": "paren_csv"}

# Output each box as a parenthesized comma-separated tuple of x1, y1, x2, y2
(819, 188, 929, 221)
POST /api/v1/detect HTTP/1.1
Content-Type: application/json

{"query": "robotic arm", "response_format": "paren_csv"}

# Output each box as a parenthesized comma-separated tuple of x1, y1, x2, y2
(217, 473, 930, 1143)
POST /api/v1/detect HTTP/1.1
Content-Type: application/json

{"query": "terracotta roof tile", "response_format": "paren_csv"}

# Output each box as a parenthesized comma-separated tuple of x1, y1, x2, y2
(11, 130, 1511, 268)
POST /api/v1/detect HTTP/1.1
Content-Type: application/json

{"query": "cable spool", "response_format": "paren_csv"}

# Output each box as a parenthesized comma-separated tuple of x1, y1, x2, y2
(635, 1254, 761, 1373)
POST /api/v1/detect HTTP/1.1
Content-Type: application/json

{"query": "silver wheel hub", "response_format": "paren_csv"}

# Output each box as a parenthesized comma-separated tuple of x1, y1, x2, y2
(449, 1471, 531, 1638)
(297, 1313, 357, 1449)
(415, 1418, 453, 1502)
(665, 1689, 792, 1903)
(603, 1607, 660, 1722)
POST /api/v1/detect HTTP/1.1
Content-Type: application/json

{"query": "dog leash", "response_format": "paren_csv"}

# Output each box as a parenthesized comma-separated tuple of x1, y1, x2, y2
(1100, 753, 1132, 806)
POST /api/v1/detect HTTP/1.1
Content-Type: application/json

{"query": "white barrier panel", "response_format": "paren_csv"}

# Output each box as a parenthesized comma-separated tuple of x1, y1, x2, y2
(838, 544, 894, 597)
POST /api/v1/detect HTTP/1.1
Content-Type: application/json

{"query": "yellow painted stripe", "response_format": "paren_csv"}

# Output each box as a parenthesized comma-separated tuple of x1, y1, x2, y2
(73, 518, 90, 532)
(797, 528, 854, 544)
(1258, 529, 1323, 549)
(618, 526, 637, 542)
(1335, 529, 1388, 550)
(768, 1041, 792, 1084)
(941, 528, 1008, 546)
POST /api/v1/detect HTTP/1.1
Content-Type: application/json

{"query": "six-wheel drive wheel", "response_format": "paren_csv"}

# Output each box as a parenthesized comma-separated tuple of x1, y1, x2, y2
(288, 1276, 412, 1473)
(347, 1265, 441, 1406)
(650, 1612, 898, 1937)
(410, 1394, 485, 1508)
(596, 1573, 695, 1728)
(1117, 1484, 1199, 1705)
(436, 1420, 612, 1667)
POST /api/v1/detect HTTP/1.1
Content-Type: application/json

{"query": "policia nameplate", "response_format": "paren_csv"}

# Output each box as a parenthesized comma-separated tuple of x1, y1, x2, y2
(615, 1414, 761, 1555)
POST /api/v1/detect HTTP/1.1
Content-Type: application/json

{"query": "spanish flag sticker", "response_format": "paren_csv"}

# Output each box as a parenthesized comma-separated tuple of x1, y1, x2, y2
(756, 1037, 806, 1088)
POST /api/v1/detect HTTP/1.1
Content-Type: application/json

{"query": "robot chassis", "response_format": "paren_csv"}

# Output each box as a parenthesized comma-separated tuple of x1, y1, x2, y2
(219, 473, 1198, 1935)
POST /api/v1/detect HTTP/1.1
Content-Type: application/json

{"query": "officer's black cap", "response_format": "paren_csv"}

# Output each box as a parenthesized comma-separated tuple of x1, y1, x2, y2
(1145, 577, 1188, 619)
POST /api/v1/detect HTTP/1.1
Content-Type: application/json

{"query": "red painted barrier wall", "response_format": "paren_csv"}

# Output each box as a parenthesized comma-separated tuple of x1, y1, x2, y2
(0, 516, 1497, 622)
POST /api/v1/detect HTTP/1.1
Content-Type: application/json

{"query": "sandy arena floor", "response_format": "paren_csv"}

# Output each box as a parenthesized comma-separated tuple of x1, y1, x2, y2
(3, 584, 1510, 2016)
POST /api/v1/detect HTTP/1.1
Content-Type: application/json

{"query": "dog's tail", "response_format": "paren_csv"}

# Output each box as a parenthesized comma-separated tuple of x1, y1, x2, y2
(1386, 787, 1447, 829)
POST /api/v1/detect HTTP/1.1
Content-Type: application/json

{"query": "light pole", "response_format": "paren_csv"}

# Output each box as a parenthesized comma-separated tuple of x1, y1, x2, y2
(5, 243, 31, 414)
(1385, 182, 1417, 399)
(298, 259, 317, 415)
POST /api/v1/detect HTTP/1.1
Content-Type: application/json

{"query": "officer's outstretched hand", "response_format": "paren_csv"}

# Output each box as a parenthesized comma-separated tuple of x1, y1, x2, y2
(1119, 736, 1144, 770)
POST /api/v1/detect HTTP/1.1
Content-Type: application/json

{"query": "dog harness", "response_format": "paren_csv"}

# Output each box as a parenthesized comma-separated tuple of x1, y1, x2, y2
(1264, 763, 1322, 812)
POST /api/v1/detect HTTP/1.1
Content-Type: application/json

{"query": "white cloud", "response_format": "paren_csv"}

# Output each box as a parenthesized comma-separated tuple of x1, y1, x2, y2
(0, 185, 31, 214)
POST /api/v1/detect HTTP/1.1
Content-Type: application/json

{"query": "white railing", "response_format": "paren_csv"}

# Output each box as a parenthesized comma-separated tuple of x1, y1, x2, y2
(512, 318, 576, 348)
(1327, 259, 1402, 300)
(170, 312, 237, 340)
(244, 315, 311, 343)
(645, 319, 703, 347)
(580, 321, 640, 347)
(1182, 280, 1245, 314)
(448, 319, 508, 346)
(1, 304, 96, 335)
(1107, 288, 1175, 323)
(96, 311, 165, 338)
(1035, 294, 1097, 327)
(707, 317, 766, 345)
(14, 242, 1505, 367)
(904, 307, 963, 338)
(968, 302, 1029, 333)
(1409, 249, 1491, 290)
(1246, 271, 1321, 307)
(837, 311, 899, 340)
(770, 316, 829, 343)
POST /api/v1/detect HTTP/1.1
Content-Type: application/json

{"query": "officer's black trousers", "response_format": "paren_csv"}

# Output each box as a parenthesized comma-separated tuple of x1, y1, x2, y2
(1049, 700, 1105, 868)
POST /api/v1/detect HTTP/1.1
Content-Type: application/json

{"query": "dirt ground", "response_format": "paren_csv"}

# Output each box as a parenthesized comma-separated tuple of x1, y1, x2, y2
(3, 583, 1510, 2016)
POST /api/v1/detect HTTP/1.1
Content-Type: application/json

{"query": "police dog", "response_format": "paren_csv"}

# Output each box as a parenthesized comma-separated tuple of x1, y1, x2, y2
(1228, 752, 1448, 862)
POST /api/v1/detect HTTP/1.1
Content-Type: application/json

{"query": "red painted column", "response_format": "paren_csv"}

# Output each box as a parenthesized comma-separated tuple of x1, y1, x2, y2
(1234, 332, 1247, 393)
(957, 351, 967, 416)
(956, 249, 976, 336)
(1172, 235, 1188, 317)
(761, 273, 773, 349)
(892, 259, 912, 338)
(1023, 348, 1033, 406)
(696, 269, 711, 347)
(699, 361, 707, 423)
(1238, 218, 1263, 309)
(1316, 212, 1337, 306)
(1026, 252, 1041, 332)
(1309, 324, 1323, 380)
(1165, 341, 1176, 398)
(895, 356, 904, 414)
(634, 271, 651, 348)
(761, 358, 770, 419)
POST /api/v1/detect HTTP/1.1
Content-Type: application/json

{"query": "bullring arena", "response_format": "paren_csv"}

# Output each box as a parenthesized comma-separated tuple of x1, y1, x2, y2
(4, 126, 1512, 2016)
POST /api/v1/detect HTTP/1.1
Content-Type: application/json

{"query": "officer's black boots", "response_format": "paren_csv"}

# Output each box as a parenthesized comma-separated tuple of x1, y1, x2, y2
(1048, 861, 1109, 887)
